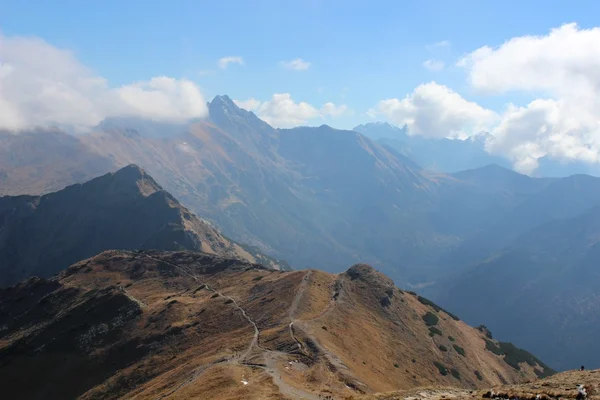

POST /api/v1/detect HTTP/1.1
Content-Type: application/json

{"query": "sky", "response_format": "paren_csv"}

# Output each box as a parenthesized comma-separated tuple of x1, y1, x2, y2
(2, 0, 600, 173)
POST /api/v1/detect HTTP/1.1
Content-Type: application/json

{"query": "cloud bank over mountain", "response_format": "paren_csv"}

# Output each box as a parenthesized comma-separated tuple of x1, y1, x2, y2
(372, 23, 600, 174)
(234, 94, 349, 128)
(0, 35, 209, 131)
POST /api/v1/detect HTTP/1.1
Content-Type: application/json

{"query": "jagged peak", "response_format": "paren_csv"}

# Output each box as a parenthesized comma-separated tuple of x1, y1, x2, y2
(355, 121, 396, 128)
(91, 164, 164, 198)
(208, 94, 252, 121)
(111, 164, 148, 182)
(209, 95, 238, 111)
(208, 94, 277, 137)
(354, 121, 406, 130)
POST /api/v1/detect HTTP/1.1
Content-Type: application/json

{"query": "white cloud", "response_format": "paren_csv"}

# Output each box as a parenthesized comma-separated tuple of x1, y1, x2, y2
(235, 94, 347, 128)
(280, 58, 311, 71)
(458, 23, 600, 97)
(217, 56, 244, 69)
(0, 35, 208, 131)
(369, 82, 498, 139)
(433, 40, 450, 48)
(486, 99, 600, 174)
(255, 93, 320, 128)
(426, 40, 451, 50)
(423, 59, 445, 71)
(114, 77, 207, 122)
(459, 23, 600, 173)
(321, 102, 348, 118)
(234, 98, 261, 111)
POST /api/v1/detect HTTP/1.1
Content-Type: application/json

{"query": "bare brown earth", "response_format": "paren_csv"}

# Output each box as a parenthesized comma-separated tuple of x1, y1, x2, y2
(0, 251, 550, 399)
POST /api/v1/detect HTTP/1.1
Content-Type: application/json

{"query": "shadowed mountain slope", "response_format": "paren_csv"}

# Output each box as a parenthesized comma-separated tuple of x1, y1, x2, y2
(436, 206, 600, 370)
(0, 165, 284, 286)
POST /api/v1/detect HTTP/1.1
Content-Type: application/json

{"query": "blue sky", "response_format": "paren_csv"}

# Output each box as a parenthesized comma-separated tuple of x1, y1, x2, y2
(1, 0, 597, 125)
(2, 1, 600, 174)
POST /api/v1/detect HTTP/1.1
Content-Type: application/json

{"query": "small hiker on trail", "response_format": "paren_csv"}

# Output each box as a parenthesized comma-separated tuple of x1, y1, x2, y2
(581, 365, 585, 371)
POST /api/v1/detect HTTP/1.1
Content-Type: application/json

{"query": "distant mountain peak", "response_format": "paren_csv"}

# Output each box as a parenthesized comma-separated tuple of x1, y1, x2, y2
(209, 95, 239, 112)
(354, 121, 408, 140)
(315, 124, 340, 132)
(208, 94, 278, 147)
(212, 94, 234, 103)
(471, 163, 515, 174)
(356, 121, 397, 129)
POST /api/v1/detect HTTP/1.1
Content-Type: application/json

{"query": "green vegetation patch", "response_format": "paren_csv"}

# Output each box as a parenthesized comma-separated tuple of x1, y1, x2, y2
(417, 296, 460, 321)
(422, 312, 439, 326)
(417, 295, 441, 311)
(448, 335, 455, 342)
(474, 370, 483, 381)
(438, 345, 448, 352)
(453, 344, 466, 357)
(450, 368, 461, 380)
(429, 326, 442, 337)
(484, 340, 555, 377)
(433, 361, 448, 376)
(477, 325, 493, 339)
(485, 339, 503, 355)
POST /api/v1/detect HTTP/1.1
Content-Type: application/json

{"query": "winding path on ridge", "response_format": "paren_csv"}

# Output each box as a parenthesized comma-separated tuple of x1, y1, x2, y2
(140, 253, 260, 361)
(288, 270, 313, 352)
(137, 253, 320, 400)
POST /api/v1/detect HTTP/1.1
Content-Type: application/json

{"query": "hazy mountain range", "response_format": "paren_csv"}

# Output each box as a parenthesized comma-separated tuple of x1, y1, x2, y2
(1, 95, 599, 370)
(354, 122, 600, 177)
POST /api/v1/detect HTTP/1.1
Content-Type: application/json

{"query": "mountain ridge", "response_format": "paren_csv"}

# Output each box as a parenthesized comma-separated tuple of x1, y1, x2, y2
(0, 250, 552, 399)
(0, 164, 285, 286)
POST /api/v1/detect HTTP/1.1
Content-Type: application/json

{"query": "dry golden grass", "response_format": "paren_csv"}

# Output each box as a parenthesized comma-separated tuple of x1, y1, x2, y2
(0, 251, 553, 400)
